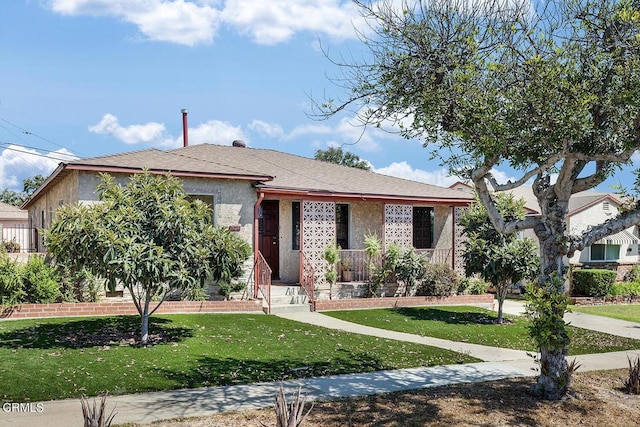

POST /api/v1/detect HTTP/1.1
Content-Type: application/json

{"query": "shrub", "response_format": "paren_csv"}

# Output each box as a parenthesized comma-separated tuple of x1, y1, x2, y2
(458, 277, 489, 295)
(22, 255, 61, 303)
(608, 282, 640, 297)
(572, 269, 616, 297)
(625, 356, 640, 395)
(56, 264, 102, 302)
(0, 252, 24, 305)
(394, 248, 425, 296)
(624, 265, 640, 283)
(416, 263, 459, 296)
(1, 240, 20, 253)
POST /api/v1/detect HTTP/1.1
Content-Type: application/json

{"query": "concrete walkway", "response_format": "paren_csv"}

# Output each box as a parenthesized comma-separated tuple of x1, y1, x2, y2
(3, 302, 640, 426)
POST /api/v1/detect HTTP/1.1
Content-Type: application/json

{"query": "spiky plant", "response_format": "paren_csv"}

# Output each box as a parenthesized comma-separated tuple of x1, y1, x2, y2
(80, 394, 116, 427)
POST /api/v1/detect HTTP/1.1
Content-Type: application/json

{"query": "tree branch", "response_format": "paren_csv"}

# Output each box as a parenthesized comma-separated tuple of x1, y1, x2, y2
(473, 168, 541, 234)
(569, 209, 640, 254)
(488, 153, 564, 192)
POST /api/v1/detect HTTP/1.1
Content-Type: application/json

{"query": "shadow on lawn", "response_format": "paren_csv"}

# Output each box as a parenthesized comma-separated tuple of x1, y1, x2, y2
(160, 351, 386, 388)
(309, 378, 552, 426)
(392, 307, 500, 325)
(0, 316, 192, 349)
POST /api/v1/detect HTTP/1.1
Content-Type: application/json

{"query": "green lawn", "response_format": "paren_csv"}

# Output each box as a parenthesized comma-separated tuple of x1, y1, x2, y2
(571, 304, 640, 323)
(0, 313, 477, 402)
(323, 306, 640, 355)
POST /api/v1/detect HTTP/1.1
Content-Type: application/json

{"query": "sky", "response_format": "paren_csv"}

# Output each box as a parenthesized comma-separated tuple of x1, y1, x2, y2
(0, 0, 637, 195)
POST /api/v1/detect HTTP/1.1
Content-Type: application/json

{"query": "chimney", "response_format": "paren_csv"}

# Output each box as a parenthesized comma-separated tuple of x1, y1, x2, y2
(181, 109, 189, 147)
(232, 140, 246, 148)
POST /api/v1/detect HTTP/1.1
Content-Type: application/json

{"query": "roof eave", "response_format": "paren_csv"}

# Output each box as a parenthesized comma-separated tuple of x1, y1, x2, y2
(257, 186, 473, 205)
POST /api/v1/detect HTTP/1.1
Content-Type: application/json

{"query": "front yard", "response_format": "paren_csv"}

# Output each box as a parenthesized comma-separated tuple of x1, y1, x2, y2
(324, 306, 640, 355)
(572, 304, 640, 323)
(0, 313, 477, 402)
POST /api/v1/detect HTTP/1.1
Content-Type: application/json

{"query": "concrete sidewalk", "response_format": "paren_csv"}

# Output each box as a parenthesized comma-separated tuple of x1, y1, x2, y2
(3, 303, 639, 426)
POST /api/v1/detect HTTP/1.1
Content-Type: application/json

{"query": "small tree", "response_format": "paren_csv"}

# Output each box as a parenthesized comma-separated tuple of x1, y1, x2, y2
(323, 245, 340, 299)
(314, 147, 372, 170)
(46, 172, 250, 345)
(460, 193, 539, 324)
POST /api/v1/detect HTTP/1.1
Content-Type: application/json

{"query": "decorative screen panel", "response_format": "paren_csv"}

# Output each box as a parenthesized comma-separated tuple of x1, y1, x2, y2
(384, 204, 413, 249)
(453, 207, 467, 274)
(302, 201, 336, 287)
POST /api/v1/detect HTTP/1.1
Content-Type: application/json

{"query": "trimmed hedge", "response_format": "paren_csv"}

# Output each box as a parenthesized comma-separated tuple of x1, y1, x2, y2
(572, 269, 616, 297)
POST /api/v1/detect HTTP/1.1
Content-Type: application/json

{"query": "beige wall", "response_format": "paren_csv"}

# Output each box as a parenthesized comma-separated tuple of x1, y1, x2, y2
(433, 205, 453, 250)
(351, 201, 384, 249)
(278, 200, 298, 283)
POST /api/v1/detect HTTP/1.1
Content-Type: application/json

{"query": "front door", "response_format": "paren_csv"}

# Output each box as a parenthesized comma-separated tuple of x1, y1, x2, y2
(259, 200, 280, 279)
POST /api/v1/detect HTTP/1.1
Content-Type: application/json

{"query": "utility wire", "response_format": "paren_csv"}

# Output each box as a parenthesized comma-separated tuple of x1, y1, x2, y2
(0, 115, 86, 157)
(0, 141, 77, 163)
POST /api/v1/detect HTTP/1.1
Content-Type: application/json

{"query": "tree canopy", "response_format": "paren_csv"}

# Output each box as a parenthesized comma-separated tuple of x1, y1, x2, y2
(314, 147, 372, 170)
(318, 0, 640, 400)
(46, 172, 251, 345)
(0, 174, 46, 207)
(460, 192, 539, 323)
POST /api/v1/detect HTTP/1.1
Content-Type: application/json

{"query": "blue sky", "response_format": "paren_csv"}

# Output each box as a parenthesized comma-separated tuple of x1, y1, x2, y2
(0, 0, 636, 194)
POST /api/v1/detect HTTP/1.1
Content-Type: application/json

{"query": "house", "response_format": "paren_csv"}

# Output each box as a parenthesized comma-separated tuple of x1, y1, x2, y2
(23, 142, 474, 303)
(449, 181, 639, 280)
(509, 186, 639, 280)
(0, 201, 31, 253)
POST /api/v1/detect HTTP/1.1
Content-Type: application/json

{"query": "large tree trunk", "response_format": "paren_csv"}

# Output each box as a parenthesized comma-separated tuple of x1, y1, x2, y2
(532, 202, 572, 400)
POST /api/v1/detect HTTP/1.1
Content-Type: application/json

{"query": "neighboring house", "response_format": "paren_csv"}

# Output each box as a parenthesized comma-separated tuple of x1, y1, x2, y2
(0, 201, 31, 253)
(450, 181, 639, 280)
(22, 142, 473, 300)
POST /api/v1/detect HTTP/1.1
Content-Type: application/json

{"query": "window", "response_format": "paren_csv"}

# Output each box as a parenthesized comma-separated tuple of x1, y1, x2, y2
(187, 195, 214, 223)
(336, 204, 349, 249)
(292, 201, 300, 250)
(413, 207, 434, 249)
(590, 244, 620, 261)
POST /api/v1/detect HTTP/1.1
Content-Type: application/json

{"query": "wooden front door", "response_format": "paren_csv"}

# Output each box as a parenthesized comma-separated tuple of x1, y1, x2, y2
(259, 200, 280, 279)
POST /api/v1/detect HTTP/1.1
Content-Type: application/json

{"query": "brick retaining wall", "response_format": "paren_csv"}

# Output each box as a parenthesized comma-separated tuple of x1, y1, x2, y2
(571, 296, 640, 306)
(314, 294, 495, 311)
(0, 300, 263, 320)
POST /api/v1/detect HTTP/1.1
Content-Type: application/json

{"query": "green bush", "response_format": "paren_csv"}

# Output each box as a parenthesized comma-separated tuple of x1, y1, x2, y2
(458, 277, 489, 295)
(416, 263, 459, 296)
(0, 252, 25, 305)
(1, 240, 21, 253)
(609, 282, 640, 297)
(624, 265, 640, 283)
(572, 269, 616, 297)
(22, 255, 61, 303)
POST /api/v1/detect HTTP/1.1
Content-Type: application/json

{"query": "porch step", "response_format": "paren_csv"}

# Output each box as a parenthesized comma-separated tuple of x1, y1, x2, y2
(269, 284, 305, 296)
(269, 294, 309, 305)
(267, 303, 312, 314)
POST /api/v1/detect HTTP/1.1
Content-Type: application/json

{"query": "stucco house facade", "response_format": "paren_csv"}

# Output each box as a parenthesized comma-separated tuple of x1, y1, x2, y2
(449, 182, 639, 280)
(0, 201, 30, 253)
(23, 142, 473, 303)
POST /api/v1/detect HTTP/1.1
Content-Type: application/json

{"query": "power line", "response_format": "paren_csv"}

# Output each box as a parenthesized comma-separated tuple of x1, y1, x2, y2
(0, 141, 77, 163)
(0, 115, 86, 157)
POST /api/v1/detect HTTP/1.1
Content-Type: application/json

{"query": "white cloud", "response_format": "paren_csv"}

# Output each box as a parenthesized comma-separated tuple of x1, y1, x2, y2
(374, 162, 461, 187)
(50, 0, 221, 46)
(248, 120, 284, 139)
(89, 114, 170, 146)
(89, 113, 248, 148)
(187, 120, 248, 145)
(49, 0, 361, 46)
(0, 145, 77, 190)
(221, 0, 361, 45)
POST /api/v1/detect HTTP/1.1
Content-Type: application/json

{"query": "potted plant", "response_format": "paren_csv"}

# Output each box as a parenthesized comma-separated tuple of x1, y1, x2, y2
(323, 245, 340, 300)
(341, 258, 354, 282)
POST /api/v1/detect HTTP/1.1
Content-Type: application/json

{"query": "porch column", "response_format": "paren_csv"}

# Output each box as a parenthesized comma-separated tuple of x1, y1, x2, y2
(301, 201, 336, 291)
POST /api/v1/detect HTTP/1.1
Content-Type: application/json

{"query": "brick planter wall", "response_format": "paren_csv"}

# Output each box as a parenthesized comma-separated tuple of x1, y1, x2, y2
(571, 296, 640, 306)
(314, 294, 495, 311)
(0, 300, 263, 320)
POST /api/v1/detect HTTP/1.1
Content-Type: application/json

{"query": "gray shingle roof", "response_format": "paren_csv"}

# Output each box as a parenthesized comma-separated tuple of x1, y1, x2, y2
(0, 202, 27, 220)
(65, 143, 471, 202)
